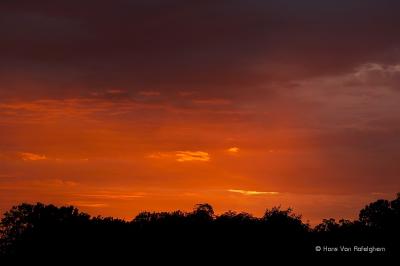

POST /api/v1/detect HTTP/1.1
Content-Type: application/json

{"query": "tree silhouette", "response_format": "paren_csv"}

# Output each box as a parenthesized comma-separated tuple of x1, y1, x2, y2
(188, 203, 214, 223)
(1, 193, 399, 261)
(262, 206, 308, 231)
(359, 199, 392, 228)
(359, 193, 400, 232)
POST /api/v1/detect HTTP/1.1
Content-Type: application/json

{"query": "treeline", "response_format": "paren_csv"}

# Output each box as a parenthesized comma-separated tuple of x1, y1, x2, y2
(0, 194, 399, 261)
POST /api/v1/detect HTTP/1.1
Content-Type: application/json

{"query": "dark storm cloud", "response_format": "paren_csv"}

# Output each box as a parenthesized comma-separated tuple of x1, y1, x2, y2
(1, 0, 400, 99)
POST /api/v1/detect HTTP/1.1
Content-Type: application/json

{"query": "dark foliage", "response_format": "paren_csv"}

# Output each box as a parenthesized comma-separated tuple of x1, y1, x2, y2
(1, 195, 399, 262)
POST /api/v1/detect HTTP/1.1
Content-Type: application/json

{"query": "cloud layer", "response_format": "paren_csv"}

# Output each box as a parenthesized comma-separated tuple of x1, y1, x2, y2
(1, 0, 400, 100)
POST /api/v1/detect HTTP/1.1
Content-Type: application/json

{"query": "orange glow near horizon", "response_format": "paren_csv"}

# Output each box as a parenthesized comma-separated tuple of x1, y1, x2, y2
(1, 93, 398, 225)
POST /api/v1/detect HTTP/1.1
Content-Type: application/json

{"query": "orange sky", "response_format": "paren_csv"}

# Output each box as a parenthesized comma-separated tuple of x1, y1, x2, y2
(1, 0, 400, 224)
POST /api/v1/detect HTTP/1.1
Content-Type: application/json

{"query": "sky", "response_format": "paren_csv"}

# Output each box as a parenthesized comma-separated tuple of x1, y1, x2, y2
(1, 0, 400, 224)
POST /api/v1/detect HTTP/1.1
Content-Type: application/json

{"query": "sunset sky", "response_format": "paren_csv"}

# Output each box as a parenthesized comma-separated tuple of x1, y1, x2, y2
(1, 0, 400, 224)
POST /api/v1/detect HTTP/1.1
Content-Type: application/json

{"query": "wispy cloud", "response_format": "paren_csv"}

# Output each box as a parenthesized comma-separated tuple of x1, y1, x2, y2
(175, 151, 210, 162)
(192, 98, 232, 105)
(0, 98, 170, 124)
(147, 151, 211, 162)
(227, 147, 240, 153)
(19, 152, 47, 161)
(139, 91, 161, 97)
(353, 63, 400, 87)
(146, 152, 171, 159)
(228, 189, 279, 196)
(0, 178, 78, 191)
(78, 193, 145, 200)
(67, 201, 109, 208)
(106, 89, 126, 94)
(370, 192, 388, 196)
